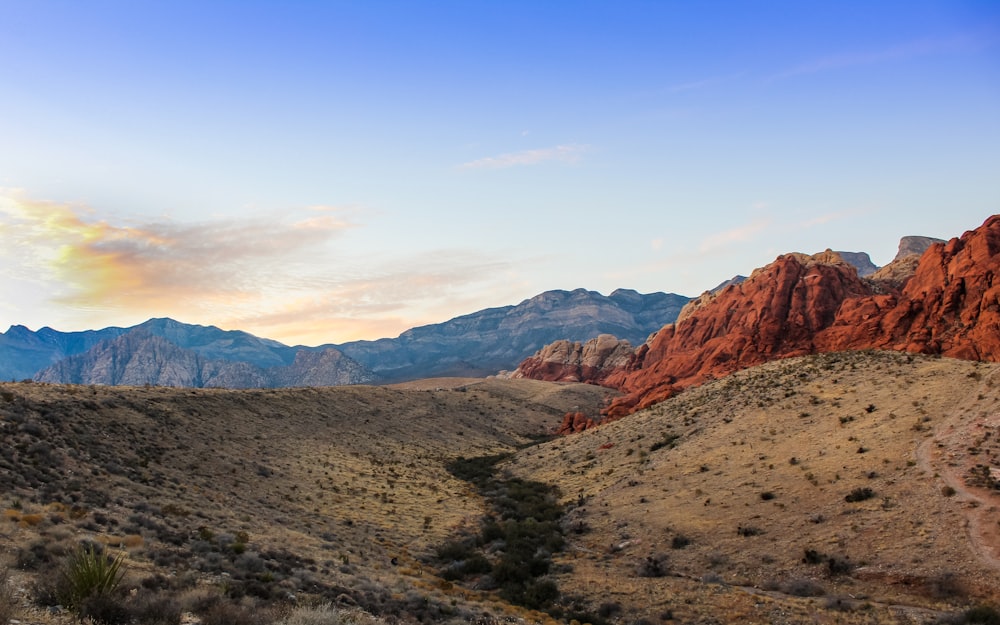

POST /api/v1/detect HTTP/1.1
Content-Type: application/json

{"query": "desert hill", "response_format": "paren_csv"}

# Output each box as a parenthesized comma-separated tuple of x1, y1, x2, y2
(508, 351, 1000, 623)
(2, 352, 1000, 624)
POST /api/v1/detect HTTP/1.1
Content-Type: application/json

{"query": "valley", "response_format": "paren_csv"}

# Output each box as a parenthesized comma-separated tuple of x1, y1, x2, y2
(1, 351, 999, 624)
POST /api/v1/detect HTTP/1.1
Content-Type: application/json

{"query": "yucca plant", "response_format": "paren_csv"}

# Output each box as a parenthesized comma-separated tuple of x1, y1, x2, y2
(58, 544, 127, 610)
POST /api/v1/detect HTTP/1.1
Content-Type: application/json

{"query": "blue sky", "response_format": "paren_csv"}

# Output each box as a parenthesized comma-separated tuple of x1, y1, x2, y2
(1, 1, 998, 345)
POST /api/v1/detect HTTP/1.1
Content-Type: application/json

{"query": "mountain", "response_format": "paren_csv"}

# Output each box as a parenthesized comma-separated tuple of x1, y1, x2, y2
(33, 329, 377, 387)
(512, 218, 994, 421)
(336, 288, 689, 382)
(0, 324, 127, 381)
(3, 288, 687, 386)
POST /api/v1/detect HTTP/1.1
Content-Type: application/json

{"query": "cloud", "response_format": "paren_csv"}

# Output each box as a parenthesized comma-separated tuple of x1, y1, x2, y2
(669, 72, 744, 93)
(0, 189, 351, 319)
(230, 250, 519, 344)
(769, 34, 985, 81)
(699, 219, 771, 253)
(0, 190, 523, 345)
(460, 144, 590, 170)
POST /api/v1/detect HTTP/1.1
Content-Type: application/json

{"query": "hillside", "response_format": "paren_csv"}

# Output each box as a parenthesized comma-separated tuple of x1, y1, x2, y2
(1, 353, 999, 624)
(509, 351, 1000, 623)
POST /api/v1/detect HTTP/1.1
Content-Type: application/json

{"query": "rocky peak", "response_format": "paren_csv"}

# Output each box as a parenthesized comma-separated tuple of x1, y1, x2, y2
(514, 216, 1000, 427)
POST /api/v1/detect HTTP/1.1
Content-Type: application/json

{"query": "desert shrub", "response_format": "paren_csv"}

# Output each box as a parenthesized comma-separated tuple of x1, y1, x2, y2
(845, 487, 875, 503)
(126, 590, 183, 625)
(827, 555, 854, 575)
(0, 567, 16, 624)
(946, 606, 1000, 625)
(637, 553, 669, 578)
(782, 578, 826, 597)
(737, 525, 763, 537)
(276, 603, 386, 625)
(77, 591, 130, 625)
(55, 544, 126, 613)
(671, 534, 691, 549)
(199, 601, 275, 625)
(927, 572, 967, 600)
(439, 453, 566, 613)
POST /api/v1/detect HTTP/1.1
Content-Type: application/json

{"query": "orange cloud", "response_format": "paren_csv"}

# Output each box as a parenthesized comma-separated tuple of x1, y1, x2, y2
(0, 191, 521, 345)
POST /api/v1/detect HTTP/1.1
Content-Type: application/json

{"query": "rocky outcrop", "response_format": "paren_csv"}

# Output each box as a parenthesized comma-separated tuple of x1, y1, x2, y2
(816, 218, 1000, 360)
(836, 251, 878, 277)
(513, 216, 1000, 425)
(510, 334, 634, 383)
(602, 249, 874, 416)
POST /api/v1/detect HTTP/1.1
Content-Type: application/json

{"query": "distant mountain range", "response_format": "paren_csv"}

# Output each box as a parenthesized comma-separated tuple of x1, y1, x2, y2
(1, 289, 689, 387)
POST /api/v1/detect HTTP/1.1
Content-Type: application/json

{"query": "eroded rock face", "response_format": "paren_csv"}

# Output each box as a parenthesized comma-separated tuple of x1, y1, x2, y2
(602, 250, 874, 416)
(515, 216, 1000, 427)
(512, 334, 634, 383)
(817, 216, 1000, 361)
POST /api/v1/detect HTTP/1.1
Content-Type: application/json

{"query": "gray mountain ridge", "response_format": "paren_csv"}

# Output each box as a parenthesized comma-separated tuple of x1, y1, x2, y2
(3, 288, 689, 387)
(2, 245, 918, 387)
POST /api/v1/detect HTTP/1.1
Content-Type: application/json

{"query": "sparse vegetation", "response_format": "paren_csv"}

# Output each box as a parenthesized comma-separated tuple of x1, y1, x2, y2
(1, 352, 999, 624)
(845, 486, 876, 502)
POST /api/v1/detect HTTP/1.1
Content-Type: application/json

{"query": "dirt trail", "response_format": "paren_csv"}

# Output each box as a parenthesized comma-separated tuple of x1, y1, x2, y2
(916, 367, 1000, 571)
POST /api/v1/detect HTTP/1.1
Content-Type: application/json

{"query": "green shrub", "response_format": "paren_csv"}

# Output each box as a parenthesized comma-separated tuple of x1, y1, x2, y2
(58, 544, 127, 612)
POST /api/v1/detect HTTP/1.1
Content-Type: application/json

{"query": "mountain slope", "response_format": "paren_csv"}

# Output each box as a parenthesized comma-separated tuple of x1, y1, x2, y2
(4, 288, 687, 386)
(33, 329, 376, 387)
(337, 288, 688, 381)
(0, 324, 127, 381)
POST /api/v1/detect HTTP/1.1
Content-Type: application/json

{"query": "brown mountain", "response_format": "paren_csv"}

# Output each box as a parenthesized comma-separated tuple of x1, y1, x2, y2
(514, 215, 1000, 422)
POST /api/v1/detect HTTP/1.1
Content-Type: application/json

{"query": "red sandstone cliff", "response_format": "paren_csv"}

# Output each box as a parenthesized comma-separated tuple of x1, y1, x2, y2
(511, 334, 634, 384)
(515, 215, 1000, 425)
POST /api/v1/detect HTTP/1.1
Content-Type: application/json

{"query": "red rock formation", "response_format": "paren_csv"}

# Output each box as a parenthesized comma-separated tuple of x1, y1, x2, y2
(518, 215, 1000, 427)
(556, 411, 597, 435)
(816, 215, 1000, 360)
(513, 334, 634, 384)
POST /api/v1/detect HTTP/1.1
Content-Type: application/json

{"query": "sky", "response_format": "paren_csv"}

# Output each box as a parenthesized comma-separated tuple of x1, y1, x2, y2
(1, 1, 998, 346)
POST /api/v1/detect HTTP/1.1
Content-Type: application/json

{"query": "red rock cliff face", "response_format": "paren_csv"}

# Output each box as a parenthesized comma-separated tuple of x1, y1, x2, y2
(602, 250, 875, 416)
(512, 334, 635, 384)
(541, 215, 1000, 421)
(815, 215, 1000, 360)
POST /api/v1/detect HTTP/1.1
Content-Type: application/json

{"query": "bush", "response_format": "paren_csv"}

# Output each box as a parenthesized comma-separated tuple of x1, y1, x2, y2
(845, 487, 875, 503)
(0, 567, 15, 625)
(637, 553, 669, 578)
(58, 544, 127, 613)
(671, 534, 691, 549)
(276, 603, 386, 625)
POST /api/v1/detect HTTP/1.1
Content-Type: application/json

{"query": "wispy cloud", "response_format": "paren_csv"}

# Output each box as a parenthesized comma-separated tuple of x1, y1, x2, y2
(460, 144, 590, 170)
(769, 34, 986, 81)
(669, 72, 745, 93)
(0, 190, 520, 344)
(699, 219, 771, 253)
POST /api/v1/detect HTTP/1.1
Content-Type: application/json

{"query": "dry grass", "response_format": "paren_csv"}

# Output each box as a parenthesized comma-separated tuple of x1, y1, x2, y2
(507, 351, 1000, 623)
(2, 353, 999, 624)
